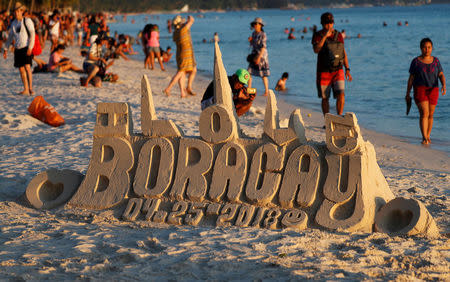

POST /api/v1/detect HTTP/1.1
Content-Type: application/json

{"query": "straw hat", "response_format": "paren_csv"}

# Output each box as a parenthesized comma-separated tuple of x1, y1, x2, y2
(14, 2, 26, 11)
(251, 17, 265, 27)
(172, 15, 185, 27)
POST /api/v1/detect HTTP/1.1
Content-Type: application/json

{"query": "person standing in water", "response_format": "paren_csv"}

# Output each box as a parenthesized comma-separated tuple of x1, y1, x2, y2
(406, 38, 446, 145)
(247, 17, 270, 96)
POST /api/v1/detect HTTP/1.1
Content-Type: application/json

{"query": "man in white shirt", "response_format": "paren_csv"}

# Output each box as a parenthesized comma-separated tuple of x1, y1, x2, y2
(3, 2, 35, 95)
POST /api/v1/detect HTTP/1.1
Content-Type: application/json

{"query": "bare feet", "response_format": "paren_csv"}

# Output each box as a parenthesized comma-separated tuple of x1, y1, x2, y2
(262, 92, 268, 96)
(30, 89, 35, 95)
(18, 90, 30, 95)
(181, 95, 187, 98)
(186, 88, 196, 96)
(163, 89, 170, 96)
(421, 139, 430, 145)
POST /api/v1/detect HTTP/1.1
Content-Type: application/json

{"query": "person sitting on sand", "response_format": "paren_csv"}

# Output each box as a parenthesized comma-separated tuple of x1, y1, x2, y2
(275, 72, 289, 91)
(201, 68, 256, 116)
(405, 38, 446, 145)
(48, 44, 83, 73)
(104, 37, 129, 61)
(81, 35, 109, 87)
(119, 34, 138, 55)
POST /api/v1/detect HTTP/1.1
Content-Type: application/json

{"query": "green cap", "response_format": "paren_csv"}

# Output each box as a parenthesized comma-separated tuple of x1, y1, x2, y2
(235, 68, 250, 85)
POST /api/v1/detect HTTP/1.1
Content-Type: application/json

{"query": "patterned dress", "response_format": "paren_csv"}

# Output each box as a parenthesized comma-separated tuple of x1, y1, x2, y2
(173, 24, 196, 72)
(248, 31, 270, 77)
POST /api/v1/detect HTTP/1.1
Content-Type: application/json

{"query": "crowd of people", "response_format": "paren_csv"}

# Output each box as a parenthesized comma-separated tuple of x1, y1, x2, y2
(1, 2, 143, 91)
(1, 3, 446, 145)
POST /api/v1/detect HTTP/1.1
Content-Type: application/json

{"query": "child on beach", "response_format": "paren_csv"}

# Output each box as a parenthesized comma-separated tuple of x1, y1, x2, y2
(161, 46, 173, 63)
(405, 38, 446, 145)
(147, 24, 165, 71)
(275, 72, 289, 91)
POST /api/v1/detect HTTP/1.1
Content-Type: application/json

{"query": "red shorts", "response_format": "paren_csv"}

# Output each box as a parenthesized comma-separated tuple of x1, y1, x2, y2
(413, 86, 439, 106)
(316, 69, 345, 99)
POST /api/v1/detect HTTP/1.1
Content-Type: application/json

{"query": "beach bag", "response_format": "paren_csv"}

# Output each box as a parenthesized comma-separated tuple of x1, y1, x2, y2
(32, 34, 42, 56)
(28, 96, 65, 127)
(23, 18, 42, 56)
(325, 32, 344, 70)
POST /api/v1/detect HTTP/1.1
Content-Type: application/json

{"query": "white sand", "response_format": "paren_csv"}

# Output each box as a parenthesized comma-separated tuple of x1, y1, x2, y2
(0, 46, 449, 280)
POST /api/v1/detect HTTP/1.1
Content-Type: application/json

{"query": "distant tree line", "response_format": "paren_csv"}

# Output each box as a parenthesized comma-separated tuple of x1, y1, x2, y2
(1, 0, 448, 13)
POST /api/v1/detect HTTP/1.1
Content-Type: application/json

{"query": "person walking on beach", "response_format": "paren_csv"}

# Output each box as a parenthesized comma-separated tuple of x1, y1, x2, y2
(406, 38, 446, 145)
(247, 17, 270, 96)
(312, 12, 352, 116)
(164, 15, 197, 98)
(2, 2, 35, 95)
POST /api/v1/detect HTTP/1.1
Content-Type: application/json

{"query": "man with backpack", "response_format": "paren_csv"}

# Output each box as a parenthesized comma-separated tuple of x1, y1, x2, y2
(312, 12, 352, 116)
(2, 2, 35, 95)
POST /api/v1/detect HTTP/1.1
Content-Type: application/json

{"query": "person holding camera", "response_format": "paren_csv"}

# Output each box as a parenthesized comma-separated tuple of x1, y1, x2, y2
(312, 12, 352, 116)
(201, 68, 256, 116)
(247, 17, 270, 97)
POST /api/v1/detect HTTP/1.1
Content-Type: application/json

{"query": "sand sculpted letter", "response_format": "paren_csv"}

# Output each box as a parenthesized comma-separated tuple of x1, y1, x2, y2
(69, 137, 134, 209)
(169, 138, 213, 202)
(94, 103, 133, 137)
(209, 142, 247, 203)
(245, 144, 286, 205)
(325, 113, 362, 155)
(315, 152, 366, 231)
(279, 145, 321, 208)
(133, 137, 175, 198)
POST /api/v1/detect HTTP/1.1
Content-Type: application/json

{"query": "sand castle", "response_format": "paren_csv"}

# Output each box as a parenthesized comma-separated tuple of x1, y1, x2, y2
(25, 42, 439, 237)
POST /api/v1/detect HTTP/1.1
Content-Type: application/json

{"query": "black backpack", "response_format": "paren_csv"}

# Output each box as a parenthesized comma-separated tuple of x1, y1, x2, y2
(325, 32, 344, 70)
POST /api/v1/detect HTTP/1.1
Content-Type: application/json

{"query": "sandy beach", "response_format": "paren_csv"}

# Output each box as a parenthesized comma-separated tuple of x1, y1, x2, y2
(0, 46, 449, 280)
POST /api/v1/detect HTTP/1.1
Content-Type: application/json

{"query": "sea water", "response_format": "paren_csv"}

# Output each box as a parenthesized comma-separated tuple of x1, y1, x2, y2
(109, 4, 450, 153)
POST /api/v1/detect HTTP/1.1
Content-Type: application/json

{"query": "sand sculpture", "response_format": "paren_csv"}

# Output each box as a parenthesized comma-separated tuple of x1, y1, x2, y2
(25, 42, 439, 236)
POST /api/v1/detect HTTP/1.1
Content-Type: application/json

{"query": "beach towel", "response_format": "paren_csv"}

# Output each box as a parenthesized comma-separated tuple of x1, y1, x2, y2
(28, 96, 65, 127)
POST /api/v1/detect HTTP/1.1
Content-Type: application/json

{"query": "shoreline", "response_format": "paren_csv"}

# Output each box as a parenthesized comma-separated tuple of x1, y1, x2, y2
(0, 46, 449, 280)
(105, 2, 434, 15)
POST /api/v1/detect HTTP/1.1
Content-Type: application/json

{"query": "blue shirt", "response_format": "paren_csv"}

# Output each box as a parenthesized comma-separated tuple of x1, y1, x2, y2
(409, 57, 443, 88)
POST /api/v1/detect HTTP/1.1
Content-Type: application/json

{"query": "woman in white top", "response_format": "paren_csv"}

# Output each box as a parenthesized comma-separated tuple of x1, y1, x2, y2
(2, 2, 35, 95)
